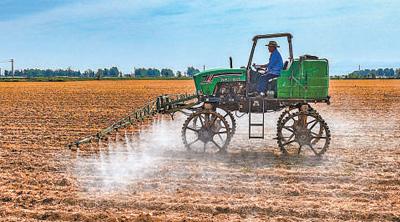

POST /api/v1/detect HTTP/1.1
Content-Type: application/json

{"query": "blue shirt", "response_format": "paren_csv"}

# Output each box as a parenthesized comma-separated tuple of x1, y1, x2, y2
(267, 49, 283, 75)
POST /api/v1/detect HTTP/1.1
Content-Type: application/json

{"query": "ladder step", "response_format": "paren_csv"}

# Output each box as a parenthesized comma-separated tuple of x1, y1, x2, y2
(248, 97, 265, 140)
(250, 123, 264, 126)
(249, 136, 264, 139)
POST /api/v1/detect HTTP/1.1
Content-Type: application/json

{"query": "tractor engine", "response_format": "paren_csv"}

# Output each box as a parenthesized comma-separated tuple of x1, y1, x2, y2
(215, 82, 246, 109)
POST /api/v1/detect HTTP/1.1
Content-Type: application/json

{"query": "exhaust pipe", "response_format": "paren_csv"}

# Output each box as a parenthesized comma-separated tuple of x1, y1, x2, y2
(229, 57, 233, 68)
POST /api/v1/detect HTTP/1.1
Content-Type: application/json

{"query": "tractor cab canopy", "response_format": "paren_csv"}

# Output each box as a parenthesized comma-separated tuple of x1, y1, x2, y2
(247, 32, 294, 70)
(246, 33, 293, 88)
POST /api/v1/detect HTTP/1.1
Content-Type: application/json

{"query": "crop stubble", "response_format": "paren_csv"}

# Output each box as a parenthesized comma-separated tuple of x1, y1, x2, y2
(0, 80, 399, 221)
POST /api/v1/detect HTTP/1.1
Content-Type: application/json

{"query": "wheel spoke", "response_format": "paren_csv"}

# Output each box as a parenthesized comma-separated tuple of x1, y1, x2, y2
(282, 140, 296, 146)
(308, 143, 318, 155)
(198, 115, 204, 126)
(186, 127, 199, 132)
(217, 133, 224, 141)
(312, 136, 327, 139)
(187, 138, 199, 147)
(283, 126, 294, 133)
(307, 119, 317, 125)
(210, 115, 218, 126)
(204, 114, 210, 126)
(286, 133, 295, 141)
(211, 139, 222, 150)
(309, 120, 319, 130)
(311, 132, 324, 137)
(215, 130, 228, 134)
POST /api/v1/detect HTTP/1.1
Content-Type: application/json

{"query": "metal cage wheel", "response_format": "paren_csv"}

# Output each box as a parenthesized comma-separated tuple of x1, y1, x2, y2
(277, 110, 331, 156)
(277, 105, 323, 145)
(215, 107, 237, 135)
(277, 104, 315, 125)
(181, 110, 232, 154)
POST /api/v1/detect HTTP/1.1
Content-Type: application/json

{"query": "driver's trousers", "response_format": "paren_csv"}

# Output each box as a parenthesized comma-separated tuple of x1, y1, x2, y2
(257, 73, 279, 93)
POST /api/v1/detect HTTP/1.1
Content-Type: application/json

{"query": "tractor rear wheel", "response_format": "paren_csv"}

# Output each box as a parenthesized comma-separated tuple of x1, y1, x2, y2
(277, 105, 324, 146)
(277, 110, 331, 156)
(181, 110, 232, 153)
(277, 104, 316, 126)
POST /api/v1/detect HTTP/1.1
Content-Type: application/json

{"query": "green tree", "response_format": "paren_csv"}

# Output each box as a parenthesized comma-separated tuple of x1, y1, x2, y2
(83, 69, 95, 78)
(176, 71, 182, 78)
(396, 68, 400, 78)
(161, 68, 174, 77)
(109, 67, 120, 77)
(135, 68, 151, 77)
(147, 68, 161, 77)
(186, 66, 200, 77)
(96, 69, 104, 80)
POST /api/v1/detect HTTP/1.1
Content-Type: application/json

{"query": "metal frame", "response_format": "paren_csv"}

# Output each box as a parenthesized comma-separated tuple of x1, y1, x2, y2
(245, 33, 294, 96)
(67, 94, 197, 149)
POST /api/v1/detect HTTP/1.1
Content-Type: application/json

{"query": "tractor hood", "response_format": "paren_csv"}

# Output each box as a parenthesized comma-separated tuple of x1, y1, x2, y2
(193, 68, 246, 96)
(193, 68, 246, 78)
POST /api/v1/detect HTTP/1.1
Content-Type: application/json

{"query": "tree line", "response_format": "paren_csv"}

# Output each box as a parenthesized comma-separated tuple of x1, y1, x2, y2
(335, 68, 400, 79)
(132, 66, 199, 77)
(2, 66, 200, 78)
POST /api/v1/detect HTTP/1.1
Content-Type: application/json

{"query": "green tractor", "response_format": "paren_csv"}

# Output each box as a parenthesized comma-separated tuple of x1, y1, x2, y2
(182, 33, 331, 156)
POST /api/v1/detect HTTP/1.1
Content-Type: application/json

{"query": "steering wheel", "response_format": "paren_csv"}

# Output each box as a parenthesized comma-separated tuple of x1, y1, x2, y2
(252, 63, 266, 73)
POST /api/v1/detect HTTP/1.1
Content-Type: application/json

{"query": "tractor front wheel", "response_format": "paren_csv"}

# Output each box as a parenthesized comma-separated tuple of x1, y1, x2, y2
(215, 107, 237, 135)
(181, 110, 232, 153)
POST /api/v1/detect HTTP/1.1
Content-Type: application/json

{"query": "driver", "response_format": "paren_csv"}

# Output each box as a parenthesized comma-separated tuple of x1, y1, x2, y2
(253, 40, 283, 96)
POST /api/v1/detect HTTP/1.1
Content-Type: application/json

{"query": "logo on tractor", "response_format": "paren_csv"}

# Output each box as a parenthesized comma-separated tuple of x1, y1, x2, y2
(202, 73, 243, 83)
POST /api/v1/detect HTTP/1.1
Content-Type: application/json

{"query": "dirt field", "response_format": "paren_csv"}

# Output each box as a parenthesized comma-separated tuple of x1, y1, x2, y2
(0, 80, 399, 221)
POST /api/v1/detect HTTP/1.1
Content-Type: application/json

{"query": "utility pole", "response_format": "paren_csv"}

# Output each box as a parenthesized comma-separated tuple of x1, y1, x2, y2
(10, 59, 14, 77)
(0, 59, 14, 77)
(203, 65, 205, 71)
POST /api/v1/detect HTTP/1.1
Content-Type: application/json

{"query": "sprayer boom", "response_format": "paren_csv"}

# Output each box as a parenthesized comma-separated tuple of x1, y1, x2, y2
(67, 93, 197, 149)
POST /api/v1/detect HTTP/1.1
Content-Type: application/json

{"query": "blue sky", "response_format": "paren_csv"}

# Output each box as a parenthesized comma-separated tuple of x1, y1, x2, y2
(0, 0, 399, 75)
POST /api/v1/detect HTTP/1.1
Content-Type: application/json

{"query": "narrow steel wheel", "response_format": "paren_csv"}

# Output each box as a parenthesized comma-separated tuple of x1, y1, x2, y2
(182, 110, 232, 153)
(277, 105, 323, 145)
(277, 110, 331, 156)
(215, 107, 237, 135)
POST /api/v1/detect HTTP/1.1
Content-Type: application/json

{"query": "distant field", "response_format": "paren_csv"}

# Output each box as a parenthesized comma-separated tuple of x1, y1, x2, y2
(0, 80, 194, 149)
(1, 76, 398, 82)
(0, 80, 399, 221)
(0, 76, 192, 82)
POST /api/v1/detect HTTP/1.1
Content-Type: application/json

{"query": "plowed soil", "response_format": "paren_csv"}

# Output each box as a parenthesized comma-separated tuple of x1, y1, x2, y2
(0, 80, 399, 221)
